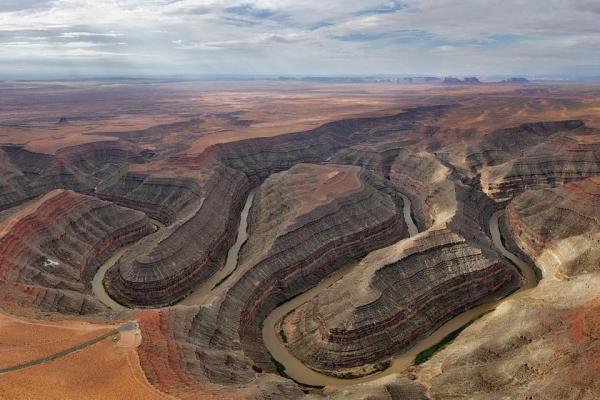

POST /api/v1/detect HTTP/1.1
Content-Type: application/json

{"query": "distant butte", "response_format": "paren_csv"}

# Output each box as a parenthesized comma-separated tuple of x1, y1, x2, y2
(0, 80, 598, 400)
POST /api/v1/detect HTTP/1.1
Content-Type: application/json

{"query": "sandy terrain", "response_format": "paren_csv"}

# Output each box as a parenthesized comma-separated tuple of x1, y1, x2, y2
(0, 313, 167, 400)
(5, 80, 599, 158)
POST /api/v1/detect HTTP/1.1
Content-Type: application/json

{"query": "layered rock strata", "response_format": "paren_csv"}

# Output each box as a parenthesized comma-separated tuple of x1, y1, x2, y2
(505, 177, 600, 277)
(96, 173, 204, 224)
(0, 141, 139, 212)
(135, 163, 409, 396)
(104, 164, 251, 307)
(388, 149, 456, 229)
(280, 226, 518, 375)
(478, 122, 600, 199)
(0, 189, 153, 314)
(101, 109, 432, 307)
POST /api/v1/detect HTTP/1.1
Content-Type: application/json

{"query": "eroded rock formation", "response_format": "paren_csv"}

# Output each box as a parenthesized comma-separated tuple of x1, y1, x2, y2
(277, 146, 520, 378)
(0, 98, 598, 400)
(0, 189, 153, 314)
(478, 121, 600, 199)
(135, 163, 409, 397)
(420, 272, 600, 400)
(506, 177, 600, 277)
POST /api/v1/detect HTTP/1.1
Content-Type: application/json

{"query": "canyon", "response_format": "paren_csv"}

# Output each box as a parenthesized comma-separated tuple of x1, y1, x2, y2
(0, 80, 598, 399)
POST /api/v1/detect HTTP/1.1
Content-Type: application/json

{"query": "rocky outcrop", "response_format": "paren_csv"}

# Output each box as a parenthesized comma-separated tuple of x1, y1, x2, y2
(421, 275, 600, 400)
(0, 189, 153, 314)
(0, 141, 141, 212)
(388, 149, 456, 229)
(477, 122, 600, 199)
(96, 172, 204, 224)
(104, 164, 251, 307)
(135, 163, 409, 396)
(0, 146, 85, 211)
(506, 177, 600, 277)
(280, 226, 518, 376)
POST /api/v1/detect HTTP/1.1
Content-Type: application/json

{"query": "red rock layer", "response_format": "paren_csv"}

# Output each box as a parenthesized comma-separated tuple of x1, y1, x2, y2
(0, 189, 153, 314)
(428, 293, 600, 400)
(281, 228, 518, 373)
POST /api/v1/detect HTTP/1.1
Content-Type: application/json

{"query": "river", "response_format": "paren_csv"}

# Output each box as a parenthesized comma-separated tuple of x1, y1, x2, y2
(260, 208, 537, 386)
(181, 191, 256, 305)
(91, 219, 164, 312)
(90, 190, 537, 387)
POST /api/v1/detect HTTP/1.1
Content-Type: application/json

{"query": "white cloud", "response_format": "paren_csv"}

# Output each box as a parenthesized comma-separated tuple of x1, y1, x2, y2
(0, 0, 598, 77)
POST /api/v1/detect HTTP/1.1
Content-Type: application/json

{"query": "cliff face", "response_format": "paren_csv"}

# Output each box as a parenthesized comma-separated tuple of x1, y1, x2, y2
(104, 164, 251, 307)
(505, 177, 600, 277)
(398, 175, 600, 400)
(135, 163, 409, 396)
(96, 173, 204, 224)
(280, 227, 518, 376)
(388, 149, 456, 229)
(0, 189, 153, 315)
(277, 145, 519, 377)
(478, 123, 600, 200)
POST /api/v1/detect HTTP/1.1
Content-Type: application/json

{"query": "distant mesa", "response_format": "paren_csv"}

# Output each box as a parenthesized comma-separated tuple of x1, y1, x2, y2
(501, 77, 530, 83)
(443, 76, 480, 84)
(402, 77, 442, 83)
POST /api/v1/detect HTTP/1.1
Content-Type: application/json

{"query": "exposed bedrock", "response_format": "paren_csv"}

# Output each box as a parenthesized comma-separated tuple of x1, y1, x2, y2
(268, 143, 525, 378)
(54, 140, 138, 187)
(234, 164, 408, 370)
(0, 140, 142, 212)
(280, 226, 519, 375)
(0, 146, 86, 211)
(135, 164, 410, 396)
(96, 172, 204, 224)
(198, 109, 424, 181)
(388, 149, 456, 230)
(319, 374, 429, 400)
(421, 275, 600, 400)
(505, 177, 600, 277)
(467, 120, 590, 170)
(0, 189, 153, 315)
(104, 163, 251, 307)
(101, 109, 443, 308)
(329, 142, 416, 179)
(478, 122, 600, 200)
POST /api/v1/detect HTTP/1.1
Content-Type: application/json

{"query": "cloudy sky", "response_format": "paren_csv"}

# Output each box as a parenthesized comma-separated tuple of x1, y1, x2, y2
(1, 0, 599, 79)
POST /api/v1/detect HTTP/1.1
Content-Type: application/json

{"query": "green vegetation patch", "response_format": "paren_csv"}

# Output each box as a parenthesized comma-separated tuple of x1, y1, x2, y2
(414, 311, 493, 365)
(279, 328, 288, 343)
(271, 356, 290, 379)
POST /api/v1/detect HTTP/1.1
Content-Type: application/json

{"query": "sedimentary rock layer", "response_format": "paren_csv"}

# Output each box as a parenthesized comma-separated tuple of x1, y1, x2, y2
(0, 189, 153, 314)
(388, 149, 456, 229)
(479, 122, 600, 199)
(101, 109, 435, 307)
(97, 172, 204, 224)
(0, 141, 139, 212)
(135, 163, 409, 396)
(421, 274, 600, 400)
(104, 164, 251, 307)
(280, 226, 518, 375)
(506, 177, 600, 277)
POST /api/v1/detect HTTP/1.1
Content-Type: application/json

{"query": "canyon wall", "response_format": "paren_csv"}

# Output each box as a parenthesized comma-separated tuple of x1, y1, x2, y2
(0, 189, 153, 315)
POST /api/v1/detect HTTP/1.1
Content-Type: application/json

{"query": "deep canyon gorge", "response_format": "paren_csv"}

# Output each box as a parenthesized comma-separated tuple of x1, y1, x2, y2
(0, 81, 598, 399)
